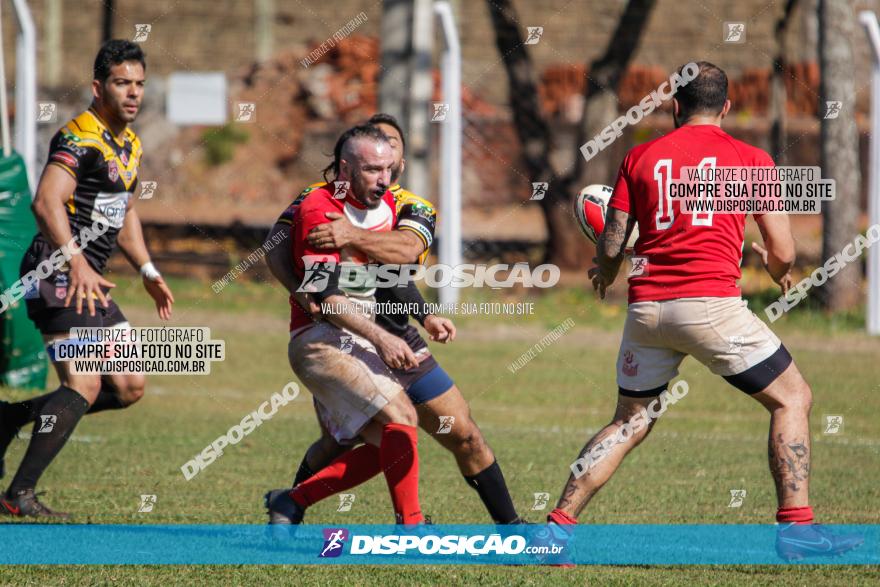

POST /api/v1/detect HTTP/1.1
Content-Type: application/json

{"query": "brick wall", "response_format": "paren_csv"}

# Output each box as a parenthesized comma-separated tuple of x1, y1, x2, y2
(3, 0, 875, 105)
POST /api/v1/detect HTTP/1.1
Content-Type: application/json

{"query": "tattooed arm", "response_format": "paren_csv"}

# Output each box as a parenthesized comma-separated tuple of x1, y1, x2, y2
(588, 207, 636, 299)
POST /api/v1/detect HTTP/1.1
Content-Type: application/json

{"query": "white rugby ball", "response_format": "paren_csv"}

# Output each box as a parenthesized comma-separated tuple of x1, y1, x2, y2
(573, 184, 638, 250)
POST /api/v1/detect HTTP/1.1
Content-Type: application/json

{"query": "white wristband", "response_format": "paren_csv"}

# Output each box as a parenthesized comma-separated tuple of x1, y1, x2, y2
(140, 262, 161, 281)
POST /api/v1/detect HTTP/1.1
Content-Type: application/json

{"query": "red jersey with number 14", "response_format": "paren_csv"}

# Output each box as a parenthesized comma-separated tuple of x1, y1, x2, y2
(609, 124, 774, 303)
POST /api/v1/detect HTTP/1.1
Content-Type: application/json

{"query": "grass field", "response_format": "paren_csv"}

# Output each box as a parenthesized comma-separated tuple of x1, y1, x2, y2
(1, 274, 879, 585)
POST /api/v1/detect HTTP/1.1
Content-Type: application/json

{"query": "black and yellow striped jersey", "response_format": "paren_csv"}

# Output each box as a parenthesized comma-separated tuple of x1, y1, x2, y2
(41, 108, 143, 273)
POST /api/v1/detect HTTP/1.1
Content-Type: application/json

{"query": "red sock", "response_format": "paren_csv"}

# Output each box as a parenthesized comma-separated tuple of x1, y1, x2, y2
(548, 508, 577, 525)
(380, 423, 423, 524)
(776, 505, 814, 525)
(290, 444, 381, 507)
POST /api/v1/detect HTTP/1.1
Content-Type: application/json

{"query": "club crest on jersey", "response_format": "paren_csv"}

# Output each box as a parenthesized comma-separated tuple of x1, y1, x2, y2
(108, 160, 120, 182)
(54, 274, 69, 300)
(120, 151, 129, 166)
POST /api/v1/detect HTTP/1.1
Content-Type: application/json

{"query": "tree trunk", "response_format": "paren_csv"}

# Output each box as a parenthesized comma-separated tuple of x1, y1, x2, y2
(770, 0, 800, 164)
(485, 1, 573, 263)
(818, 0, 862, 311)
(569, 0, 657, 190)
(486, 0, 656, 268)
(101, 0, 115, 42)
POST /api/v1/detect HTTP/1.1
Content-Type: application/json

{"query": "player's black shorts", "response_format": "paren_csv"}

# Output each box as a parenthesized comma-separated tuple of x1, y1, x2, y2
(20, 237, 125, 335)
(390, 324, 454, 404)
(29, 301, 128, 336)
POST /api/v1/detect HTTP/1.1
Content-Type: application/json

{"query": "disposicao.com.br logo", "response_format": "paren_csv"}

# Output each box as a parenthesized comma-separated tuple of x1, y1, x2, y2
(298, 259, 560, 292)
(318, 528, 563, 558)
(319, 528, 349, 558)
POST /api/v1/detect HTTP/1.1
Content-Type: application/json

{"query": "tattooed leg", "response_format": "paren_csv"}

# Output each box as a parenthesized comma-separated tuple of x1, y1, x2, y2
(768, 433, 811, 504)
(751, 362, 813, 508)
(555, 395, 659, 519)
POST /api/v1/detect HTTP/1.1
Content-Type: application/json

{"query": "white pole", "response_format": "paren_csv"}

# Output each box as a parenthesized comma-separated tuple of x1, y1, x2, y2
(434, 1, 461, 305)
(254, 0, 274, 62)
(11, 0, 37, 190)
(407, 0, 433, 203)
(860, 11, 880, 336)
(0, 5, 11, 157)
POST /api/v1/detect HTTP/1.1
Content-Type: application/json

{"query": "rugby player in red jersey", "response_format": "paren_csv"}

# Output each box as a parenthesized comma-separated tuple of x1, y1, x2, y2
(0, 40, 174, 519)
(548, 62, 861, 560)
(265, 124, 425, 525)
(265, 115, 522, 524)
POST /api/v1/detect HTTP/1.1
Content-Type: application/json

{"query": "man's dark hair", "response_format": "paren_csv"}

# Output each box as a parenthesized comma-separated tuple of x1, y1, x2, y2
(321, 124, 390, 181)
(673, 61, 728, 118)
(94, 40, 146, 82)
(367, 113, 406, 151)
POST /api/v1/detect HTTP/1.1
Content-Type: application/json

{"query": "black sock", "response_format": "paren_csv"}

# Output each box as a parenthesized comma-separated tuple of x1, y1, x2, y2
(463, 460, 520, 524)
(8, 386, 90, 494)
(86, 382, 126, 414)
(292, 454, 315, 487)
(1, 392, 56, 428)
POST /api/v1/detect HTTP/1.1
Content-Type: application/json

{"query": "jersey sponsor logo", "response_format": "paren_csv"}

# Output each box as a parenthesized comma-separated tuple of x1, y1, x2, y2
(400, 200, 435, 219)
(120, 151, 129, 166)
(91, 191, 131, 229)
(61, 130, 81, 143)
(397, 219, 434, 247)
(51, 151, 79, 169)
(59, 138, 88, 157)
(108, 160, 120, 182)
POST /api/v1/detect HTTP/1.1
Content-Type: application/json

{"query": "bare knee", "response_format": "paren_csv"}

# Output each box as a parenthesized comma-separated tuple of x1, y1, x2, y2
(446, 421, 488, 459)
(784, 380, 812, 414)
(396, 402, 418, 427)
(306, 433, 348, 470)
(65, 375, 102, 403)
(381, 394, 418, 427)
(610, 405, 655, 446)
(756, 371, 813, 414)
(111, 375, 146, 406)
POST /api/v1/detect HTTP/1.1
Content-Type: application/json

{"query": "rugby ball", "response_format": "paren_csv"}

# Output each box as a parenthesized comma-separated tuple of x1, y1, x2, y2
(573, 184, 638, 250)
